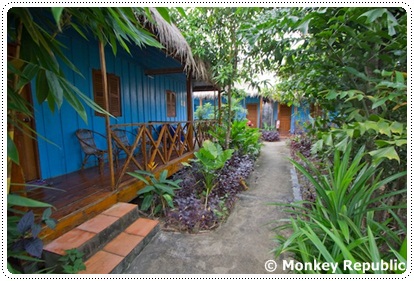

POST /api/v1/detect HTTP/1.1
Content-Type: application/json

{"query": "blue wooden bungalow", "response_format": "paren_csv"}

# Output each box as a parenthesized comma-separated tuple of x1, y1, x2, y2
(193, 90, 311, 136)
(9, 8, 213, 242)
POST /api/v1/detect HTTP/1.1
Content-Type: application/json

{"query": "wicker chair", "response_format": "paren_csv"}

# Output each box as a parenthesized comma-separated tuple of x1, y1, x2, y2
(75, 129, 108, 174)
(112, 129, 137, 167)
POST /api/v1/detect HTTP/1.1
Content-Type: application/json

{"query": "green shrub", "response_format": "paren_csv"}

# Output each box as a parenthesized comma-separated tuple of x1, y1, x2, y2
(7, 194, 57, 273)
(230, 120, 262, 158)
(273, 142, 406, 273)
(195, 102, 215, 120)
(193, 140, 234, 209)
(58, 249, 86, 274)
(129, 170, 182, 216)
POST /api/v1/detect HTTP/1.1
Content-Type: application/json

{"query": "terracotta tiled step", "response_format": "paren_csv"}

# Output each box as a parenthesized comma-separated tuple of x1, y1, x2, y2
(79, 218, 159, 274)
(43, 202, 140, 269)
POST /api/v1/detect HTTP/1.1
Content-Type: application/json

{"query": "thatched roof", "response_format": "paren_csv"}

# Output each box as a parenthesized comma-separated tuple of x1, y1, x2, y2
(193, 91, 260, 100)
(193, 81, 260, 99)
(193, 91, 220, 99)
(144, 8, 210, 81)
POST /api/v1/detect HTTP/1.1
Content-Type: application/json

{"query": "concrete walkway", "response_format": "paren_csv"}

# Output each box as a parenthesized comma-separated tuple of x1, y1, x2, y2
(122, 141, 294, 274)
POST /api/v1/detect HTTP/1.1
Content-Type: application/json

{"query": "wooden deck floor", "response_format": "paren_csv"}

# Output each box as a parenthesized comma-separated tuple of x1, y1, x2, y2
(28, 151, 193, 243)
(27, 164, 115, 220)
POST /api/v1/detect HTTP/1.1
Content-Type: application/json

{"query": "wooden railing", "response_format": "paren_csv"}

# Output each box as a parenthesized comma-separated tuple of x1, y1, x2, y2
(110, 120, 215, 187)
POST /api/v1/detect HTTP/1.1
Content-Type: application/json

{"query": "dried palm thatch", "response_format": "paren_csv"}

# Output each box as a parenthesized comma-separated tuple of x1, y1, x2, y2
(143, 8, 210, 81)
(193, 91, 220, 99)
(193, 81, 260, 99)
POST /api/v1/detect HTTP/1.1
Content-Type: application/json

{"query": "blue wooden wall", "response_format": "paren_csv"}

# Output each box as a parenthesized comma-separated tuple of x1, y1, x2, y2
(33, 30, 189, 179)
(273, 102, 310, 134)
(291, 103, 311, 134)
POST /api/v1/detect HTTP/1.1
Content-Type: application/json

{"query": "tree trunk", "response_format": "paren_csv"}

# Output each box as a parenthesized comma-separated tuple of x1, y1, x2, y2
(224, 88, 232, 149)
(224, 21, 238, 150)
(98, 40, 115, 188)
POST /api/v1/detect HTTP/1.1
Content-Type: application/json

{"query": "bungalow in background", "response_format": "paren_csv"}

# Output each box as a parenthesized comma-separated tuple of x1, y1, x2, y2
(193, 87, 313, 137)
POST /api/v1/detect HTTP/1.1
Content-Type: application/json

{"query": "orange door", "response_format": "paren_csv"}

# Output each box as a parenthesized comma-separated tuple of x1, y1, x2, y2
(278, 104, 291, 137)
(246, 104, 258, 128)
(15, 88, 41, 182)
(8, 44, 41, 182)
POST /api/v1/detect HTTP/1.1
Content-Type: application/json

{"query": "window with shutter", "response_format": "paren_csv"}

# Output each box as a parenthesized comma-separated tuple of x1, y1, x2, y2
(166, 90, 176, 117)
(92, 69, 121, 117)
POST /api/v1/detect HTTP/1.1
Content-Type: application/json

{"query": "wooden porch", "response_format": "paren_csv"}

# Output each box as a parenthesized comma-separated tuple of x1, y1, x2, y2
(28, 120, 214, 243)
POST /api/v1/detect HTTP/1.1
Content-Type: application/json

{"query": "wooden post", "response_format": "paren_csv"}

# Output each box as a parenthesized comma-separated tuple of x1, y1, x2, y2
(213, 90, 216, 119)
(186, 75, 193, 121)
(98, 41, 115, 188)
(259, 96, 263, 129)
(218, 89, 222, 124)
(186, 74, 194, 150)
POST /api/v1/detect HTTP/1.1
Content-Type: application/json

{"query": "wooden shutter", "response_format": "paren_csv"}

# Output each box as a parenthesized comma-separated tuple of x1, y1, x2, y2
(93, 69, 105, 116)
(166, 90, 176, 117)
(92, 69, 121, 116)
(108, 74, 121, 117)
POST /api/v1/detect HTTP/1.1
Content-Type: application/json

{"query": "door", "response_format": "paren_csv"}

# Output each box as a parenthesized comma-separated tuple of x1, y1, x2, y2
(278, 104, 291, 137)
(8, 44, 41, 182)
(15, 88, 41, 182)
(246, 104, 258, 128)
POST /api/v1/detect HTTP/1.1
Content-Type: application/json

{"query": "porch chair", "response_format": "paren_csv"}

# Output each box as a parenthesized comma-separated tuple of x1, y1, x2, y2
(75, 129, 108, 174)
(112, 129, 138, 167)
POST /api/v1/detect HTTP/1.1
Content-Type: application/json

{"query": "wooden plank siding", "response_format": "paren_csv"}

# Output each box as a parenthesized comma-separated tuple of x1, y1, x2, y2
(273, 102, 312, 134)
(32, 29, 189, 180)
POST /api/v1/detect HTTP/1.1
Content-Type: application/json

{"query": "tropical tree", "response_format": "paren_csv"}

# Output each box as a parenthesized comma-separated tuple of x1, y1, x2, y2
(176, 7, 264, 148)
(244, 7, 407, 268)
(242, 7, 406, 175)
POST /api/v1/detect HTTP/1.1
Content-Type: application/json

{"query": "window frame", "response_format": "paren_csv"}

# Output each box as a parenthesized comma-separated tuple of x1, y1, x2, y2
(166, 90, 177, 118)
(92, 69, 122, 117)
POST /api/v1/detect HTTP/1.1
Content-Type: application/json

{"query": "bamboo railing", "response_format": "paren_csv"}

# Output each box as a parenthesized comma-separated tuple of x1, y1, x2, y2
(110, 120, 215, 187)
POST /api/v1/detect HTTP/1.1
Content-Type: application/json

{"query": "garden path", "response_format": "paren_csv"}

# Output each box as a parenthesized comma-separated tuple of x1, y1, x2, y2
(122, 141, 295, 274)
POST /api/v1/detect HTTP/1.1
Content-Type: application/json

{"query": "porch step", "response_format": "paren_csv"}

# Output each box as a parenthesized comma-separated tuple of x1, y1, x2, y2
(43, 202, 159, 274)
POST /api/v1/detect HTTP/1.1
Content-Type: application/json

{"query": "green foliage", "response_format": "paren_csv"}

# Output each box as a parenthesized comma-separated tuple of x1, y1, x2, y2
(208, 125, 227, 149)
(230, 120, 262, 158)
(244, 8, 406, 104)
(7, 200, 57, 273)
(195, 102, 215, 120)
(212, 197, 230, 222)
(220, 94, 248, 122)
(263, 123, 275, 131)
(193, 140, 234, 208)
(209, 119, 262, 158)
(129, 170, 182, 216)
(8, 194, 53, 209)
(313, 71, 406, 165)
(58, 249, 86, 274)
(195, 141, 234, 172)
(247, 7, 407, 200)
(273, 143, 406, 273)
(242, 8, 406, 171)
(176, 8, 262, 148)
